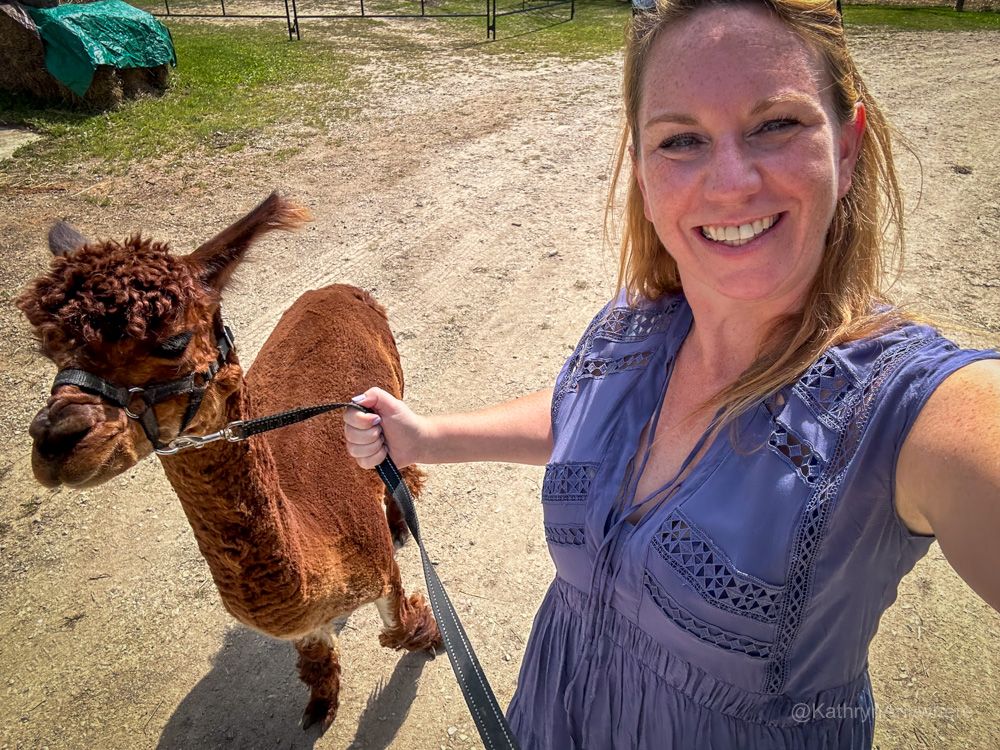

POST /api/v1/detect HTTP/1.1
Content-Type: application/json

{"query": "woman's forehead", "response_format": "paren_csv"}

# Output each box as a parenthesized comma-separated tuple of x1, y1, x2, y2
(640, 5, 829, 118)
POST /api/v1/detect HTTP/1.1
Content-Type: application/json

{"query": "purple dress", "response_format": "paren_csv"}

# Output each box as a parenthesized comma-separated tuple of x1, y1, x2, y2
(506, 292, 996, 749)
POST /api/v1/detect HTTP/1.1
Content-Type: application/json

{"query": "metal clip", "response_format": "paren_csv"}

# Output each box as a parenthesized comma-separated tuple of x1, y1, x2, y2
(154, 421, 247, 455)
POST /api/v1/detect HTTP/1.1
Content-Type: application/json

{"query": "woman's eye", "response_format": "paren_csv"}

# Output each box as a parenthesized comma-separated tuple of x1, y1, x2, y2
(757, 118, 800, 135)
(153, 331, 193, 359)
(659, 134, 702, 151)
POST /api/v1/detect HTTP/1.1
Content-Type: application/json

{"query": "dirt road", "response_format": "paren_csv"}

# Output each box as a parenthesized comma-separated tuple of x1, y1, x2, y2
(2, 26, 999, 750)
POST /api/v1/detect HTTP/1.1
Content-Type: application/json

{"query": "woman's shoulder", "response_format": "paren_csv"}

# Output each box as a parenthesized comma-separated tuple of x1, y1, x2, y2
(781, 316, 997, 439)
(813, 316, 989, 391)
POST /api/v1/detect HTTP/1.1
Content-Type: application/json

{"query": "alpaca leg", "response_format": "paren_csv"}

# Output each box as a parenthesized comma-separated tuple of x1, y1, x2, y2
(383, 465, 426, 550)
(375, 559, 442, 653)
(294, 617, 346, 731)
(383, 489, 409, 551)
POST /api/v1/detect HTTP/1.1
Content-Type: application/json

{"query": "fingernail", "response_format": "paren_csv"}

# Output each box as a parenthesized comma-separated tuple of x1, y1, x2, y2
(351, 394, 365, 403)
(372, 416, 381, 425)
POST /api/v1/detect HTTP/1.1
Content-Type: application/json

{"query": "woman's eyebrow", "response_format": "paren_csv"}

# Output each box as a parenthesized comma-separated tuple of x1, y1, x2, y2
(749, 93, 816, 116)
(644, 112, 700, 128)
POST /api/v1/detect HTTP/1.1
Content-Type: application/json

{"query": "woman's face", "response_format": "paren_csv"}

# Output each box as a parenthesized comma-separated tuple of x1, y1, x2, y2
(633, 5, 865, 312)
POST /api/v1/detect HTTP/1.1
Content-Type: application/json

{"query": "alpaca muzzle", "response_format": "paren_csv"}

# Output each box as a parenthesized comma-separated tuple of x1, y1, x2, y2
(29, 398, 102, 459)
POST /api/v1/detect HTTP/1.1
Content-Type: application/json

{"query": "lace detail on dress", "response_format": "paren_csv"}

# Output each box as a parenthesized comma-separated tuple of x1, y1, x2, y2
(793, 352, 854, 431)
(543, 463, 599, 503)
(568, 351, 653, 392)
(763, 337, 935, 694)
(545, 524, 586, 546)
(768, 420, 825, 485)
(552, 298, 681, 423)
(651, 511, 783, 624)
(596, 303, 679, 343)
(644, 572, 772, 658)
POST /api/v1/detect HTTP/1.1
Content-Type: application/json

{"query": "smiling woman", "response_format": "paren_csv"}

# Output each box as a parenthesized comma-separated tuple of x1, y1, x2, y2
(341, 1, 1000, 748)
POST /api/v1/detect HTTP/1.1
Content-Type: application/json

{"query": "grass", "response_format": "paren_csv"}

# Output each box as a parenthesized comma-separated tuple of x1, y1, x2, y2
(843, 4, 1000, 30)
(0, 0, 996, 180)
(483, 0, 631, 58)
(0, 21, 367, 178)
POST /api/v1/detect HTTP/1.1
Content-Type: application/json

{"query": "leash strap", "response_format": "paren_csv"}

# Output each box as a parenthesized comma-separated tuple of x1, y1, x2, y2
(375, 455, 522, 750)
(230, 402, 358, 439)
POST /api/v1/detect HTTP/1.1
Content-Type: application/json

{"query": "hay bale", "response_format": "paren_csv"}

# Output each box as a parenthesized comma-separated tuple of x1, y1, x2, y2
(0, 0, 65, 100)
(0, 0, 171, 110)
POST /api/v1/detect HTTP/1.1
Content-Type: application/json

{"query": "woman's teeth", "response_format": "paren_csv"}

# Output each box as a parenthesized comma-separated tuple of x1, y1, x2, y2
(701, 214, 779, 246)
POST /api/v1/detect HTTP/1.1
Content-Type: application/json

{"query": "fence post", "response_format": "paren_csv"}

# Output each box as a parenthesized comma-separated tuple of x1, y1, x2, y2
(956, 0, 964, 10)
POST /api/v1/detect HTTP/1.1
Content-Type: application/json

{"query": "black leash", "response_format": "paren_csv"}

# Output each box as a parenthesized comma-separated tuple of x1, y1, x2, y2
(164, 401, 523, 750)
(375, 450, 522, 750)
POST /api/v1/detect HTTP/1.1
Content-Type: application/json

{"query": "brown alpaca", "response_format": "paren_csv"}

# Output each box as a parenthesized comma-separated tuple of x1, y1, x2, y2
(17, 194, 442, 730)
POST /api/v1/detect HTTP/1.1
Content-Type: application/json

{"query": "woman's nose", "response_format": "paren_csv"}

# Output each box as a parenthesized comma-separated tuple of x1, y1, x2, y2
(703, 140, 762, 202)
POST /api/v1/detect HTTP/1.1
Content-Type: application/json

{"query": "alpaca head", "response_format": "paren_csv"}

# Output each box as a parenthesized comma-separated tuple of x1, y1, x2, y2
(17, 193, 313, 487)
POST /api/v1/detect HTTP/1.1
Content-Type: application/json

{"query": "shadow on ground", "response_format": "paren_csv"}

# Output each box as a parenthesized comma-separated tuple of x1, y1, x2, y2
(157, 625, 431, 750)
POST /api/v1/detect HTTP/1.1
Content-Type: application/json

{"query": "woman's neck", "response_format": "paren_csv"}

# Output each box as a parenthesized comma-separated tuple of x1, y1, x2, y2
(680, 288, 805, 385)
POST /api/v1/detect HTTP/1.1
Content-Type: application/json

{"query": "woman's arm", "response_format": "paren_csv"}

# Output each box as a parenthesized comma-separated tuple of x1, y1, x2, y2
(344, 387, 554, 469)
(895, 359, 1000, 611)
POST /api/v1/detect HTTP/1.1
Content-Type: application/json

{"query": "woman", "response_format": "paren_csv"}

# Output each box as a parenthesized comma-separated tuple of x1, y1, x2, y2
(345, 0, 1000, 746)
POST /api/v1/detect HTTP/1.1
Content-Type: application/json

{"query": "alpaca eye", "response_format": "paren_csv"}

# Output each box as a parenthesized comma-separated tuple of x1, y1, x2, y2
(152, 331, 193, 358)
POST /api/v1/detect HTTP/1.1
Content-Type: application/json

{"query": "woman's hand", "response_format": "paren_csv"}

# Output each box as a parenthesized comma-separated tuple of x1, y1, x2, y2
(345, 388, 428, 469)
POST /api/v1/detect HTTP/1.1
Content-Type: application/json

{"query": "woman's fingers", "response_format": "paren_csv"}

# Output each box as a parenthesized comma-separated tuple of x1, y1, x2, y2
(344, 407, 385, 469)
(352, 441, 387, 469)
(346, 386, 420, 468)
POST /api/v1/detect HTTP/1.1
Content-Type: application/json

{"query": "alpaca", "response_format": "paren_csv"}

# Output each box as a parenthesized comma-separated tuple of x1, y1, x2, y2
(17, 193, 442, 730)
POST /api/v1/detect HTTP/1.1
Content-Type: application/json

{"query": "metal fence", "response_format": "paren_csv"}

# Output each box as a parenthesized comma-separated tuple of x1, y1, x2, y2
(141, 0, 575, 40)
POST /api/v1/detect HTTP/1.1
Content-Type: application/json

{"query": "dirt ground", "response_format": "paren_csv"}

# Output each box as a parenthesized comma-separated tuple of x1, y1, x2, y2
(2, 23, 999, 750)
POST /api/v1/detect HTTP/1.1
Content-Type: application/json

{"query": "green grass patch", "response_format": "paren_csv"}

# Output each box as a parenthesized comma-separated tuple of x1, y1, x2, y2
(0, 20, 366, 176)
(843, 4, 1000, 30)
(483, 0, 631, 58)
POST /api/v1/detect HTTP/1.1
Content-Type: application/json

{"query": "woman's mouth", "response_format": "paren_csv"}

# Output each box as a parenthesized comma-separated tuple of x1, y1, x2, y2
(700, 214, 781, 247)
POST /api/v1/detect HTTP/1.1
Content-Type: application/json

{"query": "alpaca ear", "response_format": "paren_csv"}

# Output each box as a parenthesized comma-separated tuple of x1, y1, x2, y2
(188, 192, 313, 291)
(49, 222, 89, 256)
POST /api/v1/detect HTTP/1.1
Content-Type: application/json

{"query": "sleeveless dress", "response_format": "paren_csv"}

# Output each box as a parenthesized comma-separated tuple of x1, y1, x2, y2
(505, 292, 997, 749)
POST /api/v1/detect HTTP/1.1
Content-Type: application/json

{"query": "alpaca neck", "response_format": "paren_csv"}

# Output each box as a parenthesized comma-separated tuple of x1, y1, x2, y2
(159, 382, 304, 628)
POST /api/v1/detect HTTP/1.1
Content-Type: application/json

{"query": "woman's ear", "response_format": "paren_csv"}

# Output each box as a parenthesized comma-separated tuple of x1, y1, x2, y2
(837, 102, 867, 199)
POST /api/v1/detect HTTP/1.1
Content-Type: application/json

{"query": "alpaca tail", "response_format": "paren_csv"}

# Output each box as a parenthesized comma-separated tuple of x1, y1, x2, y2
(384, 464, 426, 550)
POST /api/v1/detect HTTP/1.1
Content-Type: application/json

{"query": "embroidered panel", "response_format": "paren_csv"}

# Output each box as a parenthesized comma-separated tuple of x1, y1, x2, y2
(767, 420, 825, 485)
(763, 337, 935, 694)
(542, 462, 599, 503)
(567, 350, 653, 392)
(545, 524, 586, 546)
(793, 352, 854, 431)
(651, 511, 783, 624)
(595, 302, 679, 343)
(552, 299, 680, 422)
(644, 572, 771, 659)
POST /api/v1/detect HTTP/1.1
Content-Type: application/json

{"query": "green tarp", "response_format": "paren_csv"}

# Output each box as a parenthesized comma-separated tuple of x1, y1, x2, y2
(25, 1, 176, 97)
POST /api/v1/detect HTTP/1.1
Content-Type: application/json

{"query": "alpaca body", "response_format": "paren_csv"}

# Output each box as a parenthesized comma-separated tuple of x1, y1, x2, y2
(18, 196, 440, 730)
(161, 286, 406, 639)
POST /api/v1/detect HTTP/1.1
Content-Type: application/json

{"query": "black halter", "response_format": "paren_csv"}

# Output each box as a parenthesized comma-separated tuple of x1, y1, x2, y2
(50, 320, 235, 455)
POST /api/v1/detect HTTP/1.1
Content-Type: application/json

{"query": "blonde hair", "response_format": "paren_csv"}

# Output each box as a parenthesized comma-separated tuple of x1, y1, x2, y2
(607, 0, 908, 426)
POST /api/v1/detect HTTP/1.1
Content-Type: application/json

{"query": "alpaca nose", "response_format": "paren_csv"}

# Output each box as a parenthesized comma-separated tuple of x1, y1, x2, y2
(29, 401, 101, 458)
